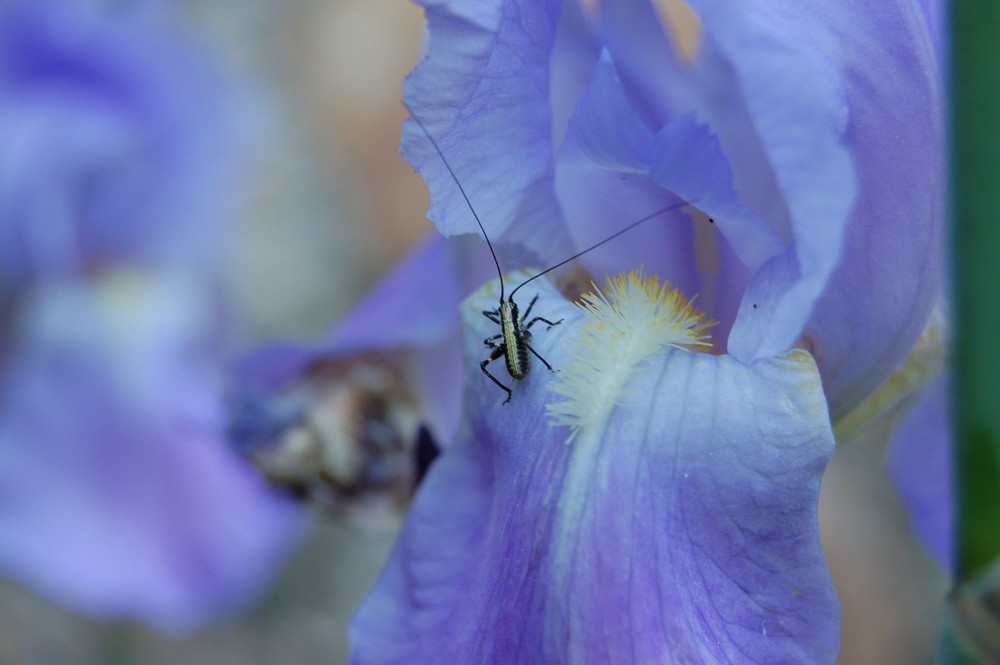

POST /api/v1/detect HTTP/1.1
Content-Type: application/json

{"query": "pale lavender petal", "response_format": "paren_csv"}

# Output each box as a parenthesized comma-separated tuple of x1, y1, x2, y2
(649, 113, 784, 269)
(594, 0, 841, 361)
(549, 0, 600, 148)
(556, 110, 698, 297)
(600, 0, 697, 120)
(599, 0, 942, 417)
(410, 335, 465, 449)
(793, 0, 943, 416)
(887, 375, 953, 571)
(350, 278, 838, 664)
(554, 53, 778, 340)
(681, 0, 856, 366)
(401, 0, 571, 260)
(601, 0, 795, 243)
(688, 0, 942, 418)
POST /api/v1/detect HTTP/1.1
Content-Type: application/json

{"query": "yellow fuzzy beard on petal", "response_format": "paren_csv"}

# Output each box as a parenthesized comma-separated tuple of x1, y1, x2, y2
(546, 269, 716, 441)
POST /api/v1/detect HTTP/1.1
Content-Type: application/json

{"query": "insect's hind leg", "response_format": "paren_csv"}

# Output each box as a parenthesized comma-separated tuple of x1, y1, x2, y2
(481, 345, 514, 405)
(524, 342, 556, 373)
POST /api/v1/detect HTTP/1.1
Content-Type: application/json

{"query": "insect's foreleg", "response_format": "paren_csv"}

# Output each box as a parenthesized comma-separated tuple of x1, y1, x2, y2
(483, 309, 501, 325)
(524, 342, 556, 373)
(521, 293, 563, 330)
(480, 345, 514, 405)
(520, 294, 541, 321)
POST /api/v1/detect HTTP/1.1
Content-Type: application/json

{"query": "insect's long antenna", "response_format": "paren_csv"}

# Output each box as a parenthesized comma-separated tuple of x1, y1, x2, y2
(508, 199, 692, 301)
(407, 110, 505, 303)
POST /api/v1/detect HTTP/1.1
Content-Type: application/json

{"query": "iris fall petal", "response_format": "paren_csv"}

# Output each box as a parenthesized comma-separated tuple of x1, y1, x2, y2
(351, 276, 838, 664)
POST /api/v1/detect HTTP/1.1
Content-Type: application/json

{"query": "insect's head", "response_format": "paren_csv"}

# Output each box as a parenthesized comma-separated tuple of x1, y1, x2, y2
(507, 296, 519, 318)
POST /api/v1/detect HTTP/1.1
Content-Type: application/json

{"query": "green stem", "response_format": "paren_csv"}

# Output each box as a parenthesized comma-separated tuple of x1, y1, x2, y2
(945, 0, 1000, 662)
(951, 0, 1000, 584)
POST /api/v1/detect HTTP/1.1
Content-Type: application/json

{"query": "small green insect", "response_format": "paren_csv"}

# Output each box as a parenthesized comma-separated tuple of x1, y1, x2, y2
(409, 112, 692, 405)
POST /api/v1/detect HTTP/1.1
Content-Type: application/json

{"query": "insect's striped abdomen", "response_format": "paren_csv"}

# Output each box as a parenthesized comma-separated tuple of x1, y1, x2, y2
(500, 300, 530, 379)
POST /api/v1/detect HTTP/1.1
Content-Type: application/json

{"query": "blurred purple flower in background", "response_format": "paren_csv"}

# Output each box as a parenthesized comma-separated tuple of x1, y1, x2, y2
(0, 0, 300, 633)
(227, 232, 474, 507)
(337, 0, 944, 662)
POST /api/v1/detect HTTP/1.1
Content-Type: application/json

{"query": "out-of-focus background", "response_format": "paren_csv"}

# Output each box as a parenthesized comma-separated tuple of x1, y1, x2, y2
(0, 1, 947, 663)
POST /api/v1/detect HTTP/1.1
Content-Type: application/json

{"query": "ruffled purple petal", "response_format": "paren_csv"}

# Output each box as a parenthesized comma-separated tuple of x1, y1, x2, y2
(658, 0, 854, 372)
(559, 0, 846, 364)
(783, 1, 943, 417)
(549, 0, 601, 148)
(406, 0, 943, 418)
(553, 52, 779, 340)
(596, 0, 943, 417)
(350, 277, 838, 664)
(688, 0, 942, 417)
(0, 277, 301, 633)
(401, 0, 570, 260)
(887, 375, 953, 571)
(601, 0, 795, 245)
(649, 114, 783, 269)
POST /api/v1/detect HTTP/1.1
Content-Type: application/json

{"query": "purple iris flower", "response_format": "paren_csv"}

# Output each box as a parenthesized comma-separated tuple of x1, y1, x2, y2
(0, 1, 300, 632)
(336, 0, 945, 662)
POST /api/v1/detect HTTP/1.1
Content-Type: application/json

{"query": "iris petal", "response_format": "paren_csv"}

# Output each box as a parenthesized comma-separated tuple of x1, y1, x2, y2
(401, 0, 569, 259)
(350, 277, 838, 664)
(887, 375, 952, 570)
(687, 0, 942, 417)
(597, 0, 943, 417)
(0, 277, 301, 632)
(554, 52, 777, 340)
